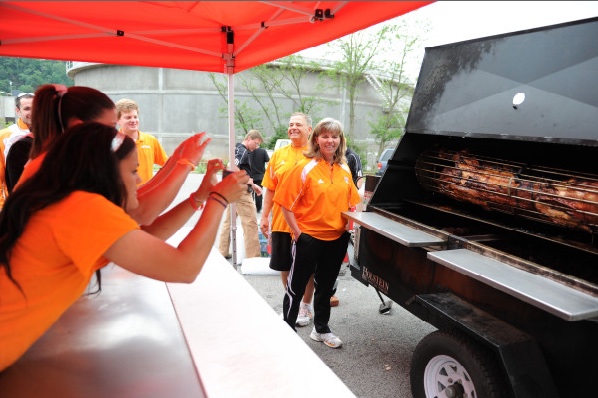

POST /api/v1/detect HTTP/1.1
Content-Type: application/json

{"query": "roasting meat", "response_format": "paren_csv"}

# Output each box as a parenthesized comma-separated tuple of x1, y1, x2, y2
(416, 149, 598, 232)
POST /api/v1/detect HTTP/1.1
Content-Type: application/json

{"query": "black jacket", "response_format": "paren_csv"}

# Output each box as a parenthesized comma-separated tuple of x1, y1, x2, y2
(6, 136, 33, 193)
(248, 147, 270, 181)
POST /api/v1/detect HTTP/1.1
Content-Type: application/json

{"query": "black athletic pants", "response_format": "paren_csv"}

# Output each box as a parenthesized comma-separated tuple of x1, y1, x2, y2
(282, 231, 350, 333)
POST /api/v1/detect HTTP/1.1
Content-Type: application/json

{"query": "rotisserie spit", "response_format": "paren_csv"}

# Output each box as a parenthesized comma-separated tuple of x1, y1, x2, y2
(415, 148, 598, 233)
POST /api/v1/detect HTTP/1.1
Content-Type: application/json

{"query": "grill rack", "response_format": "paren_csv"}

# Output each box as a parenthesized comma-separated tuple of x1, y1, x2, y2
(415, 148, 598, 234)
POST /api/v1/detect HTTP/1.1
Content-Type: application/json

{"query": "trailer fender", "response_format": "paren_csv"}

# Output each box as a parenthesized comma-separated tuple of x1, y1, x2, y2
(407, 292, 558, 398)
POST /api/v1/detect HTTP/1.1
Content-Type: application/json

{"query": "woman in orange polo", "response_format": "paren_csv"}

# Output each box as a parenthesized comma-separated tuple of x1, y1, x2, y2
(274, 118, 360, 348)
(0, 123, 249, 371)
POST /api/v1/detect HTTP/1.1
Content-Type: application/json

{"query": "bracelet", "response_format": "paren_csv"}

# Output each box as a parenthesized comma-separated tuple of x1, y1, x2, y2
(178, 158, 197, 171)
(208, 196, 227, 208)
(189, 193, 205, 211)
(209, 191, 229, 205)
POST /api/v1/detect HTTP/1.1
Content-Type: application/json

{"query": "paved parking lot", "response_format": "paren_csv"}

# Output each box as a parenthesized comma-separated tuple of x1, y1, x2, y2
(242, 267, 436, 398)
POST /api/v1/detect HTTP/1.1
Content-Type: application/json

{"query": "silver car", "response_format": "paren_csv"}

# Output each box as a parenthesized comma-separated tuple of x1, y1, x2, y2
(375, 148, 393, 176)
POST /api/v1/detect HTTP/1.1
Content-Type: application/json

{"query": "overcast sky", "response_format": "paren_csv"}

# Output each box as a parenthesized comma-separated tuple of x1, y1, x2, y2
(410, 1, 598, 47)
(299, 1, 598, 79)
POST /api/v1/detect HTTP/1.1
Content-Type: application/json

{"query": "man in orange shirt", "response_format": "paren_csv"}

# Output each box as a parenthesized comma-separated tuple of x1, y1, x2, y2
(260, 112, 316, 327)
(115, 99, 168, 185)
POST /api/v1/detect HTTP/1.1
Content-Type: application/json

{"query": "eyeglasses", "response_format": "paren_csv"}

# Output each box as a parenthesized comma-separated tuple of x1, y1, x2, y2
(17, 92, 34, 98)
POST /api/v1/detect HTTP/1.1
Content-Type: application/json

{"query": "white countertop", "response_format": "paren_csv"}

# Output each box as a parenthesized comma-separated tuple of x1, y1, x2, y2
(167, 227, 355, 398)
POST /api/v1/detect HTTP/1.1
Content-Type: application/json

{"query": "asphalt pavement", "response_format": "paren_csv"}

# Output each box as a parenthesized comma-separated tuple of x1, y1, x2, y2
(242, 269, 437, 398)
(176, 173, 437, 398)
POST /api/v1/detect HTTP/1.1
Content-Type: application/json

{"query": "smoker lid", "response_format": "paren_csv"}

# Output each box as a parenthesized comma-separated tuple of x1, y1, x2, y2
(406, 17, 598, 146)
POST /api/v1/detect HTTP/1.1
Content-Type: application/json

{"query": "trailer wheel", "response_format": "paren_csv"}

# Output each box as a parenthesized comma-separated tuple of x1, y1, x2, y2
(410, 330, 506, 398)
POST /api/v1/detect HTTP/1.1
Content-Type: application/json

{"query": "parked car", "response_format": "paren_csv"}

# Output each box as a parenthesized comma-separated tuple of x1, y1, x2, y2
(274, 138, 291, 150)
(375, 148, 393, 176)
(266, 138, 291, 158)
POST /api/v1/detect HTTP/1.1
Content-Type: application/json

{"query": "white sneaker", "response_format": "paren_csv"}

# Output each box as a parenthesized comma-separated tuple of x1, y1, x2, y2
(310, 328, 342, 348)
(296, 302, 313, 327)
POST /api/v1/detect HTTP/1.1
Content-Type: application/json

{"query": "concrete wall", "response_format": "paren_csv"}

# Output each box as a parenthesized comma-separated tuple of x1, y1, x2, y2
(0, 95, 16, 126)
(69, 62, 401, 169)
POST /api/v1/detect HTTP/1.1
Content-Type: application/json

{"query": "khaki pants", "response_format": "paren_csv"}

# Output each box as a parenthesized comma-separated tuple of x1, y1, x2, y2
(218, 190, 261, 258)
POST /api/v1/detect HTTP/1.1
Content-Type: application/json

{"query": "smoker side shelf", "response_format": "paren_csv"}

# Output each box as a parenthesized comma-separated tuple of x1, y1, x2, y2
(428, 249, 598, 321)
(343, 211, 445, 247)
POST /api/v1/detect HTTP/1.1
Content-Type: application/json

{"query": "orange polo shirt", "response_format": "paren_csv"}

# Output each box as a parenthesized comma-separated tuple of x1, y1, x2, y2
(262, 143, 307, 233)
(273, 157, 360, 241)
(0, 191, 139, 371)
(134, 131, 168, 185)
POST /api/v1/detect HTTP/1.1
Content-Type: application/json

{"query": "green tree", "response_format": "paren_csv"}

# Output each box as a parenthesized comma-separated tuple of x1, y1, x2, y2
(239, 55, 332, 138)
(325, 25, 393, 142)
(208, 73, 264, 138)
(324, 18, 427, 156)
(345, 136, 368, 172)
(368, 112, 405, 156)
(238, 64, 285, 136)
(367, 20, 423, 154)
(0, 57, 73, 94)
(267, 55, 328, 116)
(209, 55, 333, 148)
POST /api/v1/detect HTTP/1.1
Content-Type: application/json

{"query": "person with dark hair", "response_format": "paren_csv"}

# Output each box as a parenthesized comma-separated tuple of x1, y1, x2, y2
(0, 122, 250, 372)
(260, 112, 316, 327)
(218, 129, 264, 260)
(345, 146, 363, 188)
(248, 145, 269, 213)
(12, 84, 208, 227)
(274, 117, 360, 348)
(0, 92, 34, 207)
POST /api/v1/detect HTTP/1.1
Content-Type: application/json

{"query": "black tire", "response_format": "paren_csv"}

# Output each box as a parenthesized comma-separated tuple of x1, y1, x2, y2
(410, 330, 508, 398)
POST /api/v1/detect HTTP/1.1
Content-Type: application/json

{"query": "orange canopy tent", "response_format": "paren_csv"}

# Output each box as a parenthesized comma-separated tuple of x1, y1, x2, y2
(0, 1, 431, 73)
(0, 1, 432, 263)
(0, 1, 432, 148)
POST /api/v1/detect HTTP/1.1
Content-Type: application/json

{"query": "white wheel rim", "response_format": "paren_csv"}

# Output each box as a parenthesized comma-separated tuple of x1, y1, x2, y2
(423, 354, 477, 398)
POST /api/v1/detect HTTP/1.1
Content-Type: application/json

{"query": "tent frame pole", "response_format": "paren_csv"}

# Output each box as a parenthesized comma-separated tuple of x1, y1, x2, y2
(227, 70, 238, 270)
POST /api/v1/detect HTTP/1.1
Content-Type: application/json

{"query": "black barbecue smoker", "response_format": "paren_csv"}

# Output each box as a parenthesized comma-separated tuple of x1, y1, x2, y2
(345, 17, 598, 398)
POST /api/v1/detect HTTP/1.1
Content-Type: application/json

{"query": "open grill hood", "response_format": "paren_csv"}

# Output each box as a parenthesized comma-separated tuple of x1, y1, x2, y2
(366, 17, 598, 299)
(406, 17, 598, 145)
(371, 16, 598, 234)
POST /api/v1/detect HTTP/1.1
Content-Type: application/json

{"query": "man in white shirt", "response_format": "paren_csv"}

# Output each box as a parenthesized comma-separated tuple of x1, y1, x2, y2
(2, 93, 34, 159)
(0, 93, 34, 208)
